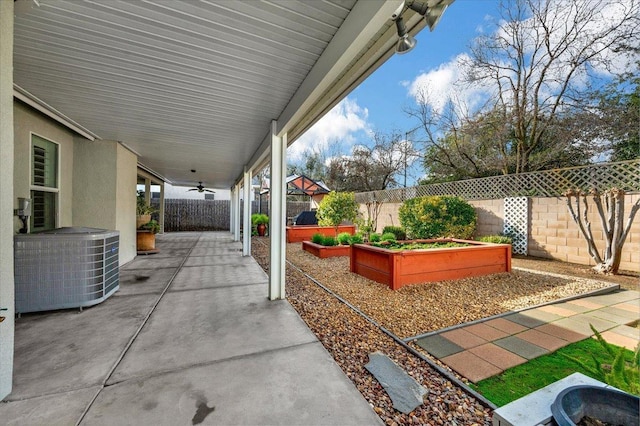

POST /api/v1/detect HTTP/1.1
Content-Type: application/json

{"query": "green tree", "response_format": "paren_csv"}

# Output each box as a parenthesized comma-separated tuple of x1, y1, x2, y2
(316, 192, 359, 236)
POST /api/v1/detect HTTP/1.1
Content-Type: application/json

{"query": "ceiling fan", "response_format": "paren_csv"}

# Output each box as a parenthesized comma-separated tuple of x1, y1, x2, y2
(188, 182, 215, 193)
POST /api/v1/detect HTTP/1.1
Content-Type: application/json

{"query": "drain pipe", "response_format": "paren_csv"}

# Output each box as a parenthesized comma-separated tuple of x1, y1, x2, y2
(287, 261, 498, 410)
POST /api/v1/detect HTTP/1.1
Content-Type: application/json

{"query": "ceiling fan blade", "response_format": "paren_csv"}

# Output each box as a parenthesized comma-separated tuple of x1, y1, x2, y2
(188, 188, 197, 191)
(205, 189, 215, 193)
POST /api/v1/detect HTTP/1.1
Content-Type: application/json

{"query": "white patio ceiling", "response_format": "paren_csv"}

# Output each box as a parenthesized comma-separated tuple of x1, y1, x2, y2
(13, 0, 427, 189)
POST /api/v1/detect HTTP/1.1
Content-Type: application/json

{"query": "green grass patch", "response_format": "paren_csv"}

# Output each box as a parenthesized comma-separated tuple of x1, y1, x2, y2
(471, 338, 638, 407)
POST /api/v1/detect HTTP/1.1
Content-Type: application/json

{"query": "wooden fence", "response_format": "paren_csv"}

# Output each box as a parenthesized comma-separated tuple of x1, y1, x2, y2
(155, 199, 310, 232)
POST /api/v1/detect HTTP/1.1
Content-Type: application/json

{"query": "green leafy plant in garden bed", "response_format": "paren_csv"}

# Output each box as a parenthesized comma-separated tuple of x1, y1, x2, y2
(382, 226, 406, 241)
(399, 195, 476, 239)
(314, 232, 363, 246)
(370, 241, 471, 250)
(477, 235, 512, 245)
(472, 337, 639, 407)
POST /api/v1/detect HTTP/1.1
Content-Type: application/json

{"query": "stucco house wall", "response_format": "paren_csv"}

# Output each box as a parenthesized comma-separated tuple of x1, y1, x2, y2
(13, 101, 137, 266)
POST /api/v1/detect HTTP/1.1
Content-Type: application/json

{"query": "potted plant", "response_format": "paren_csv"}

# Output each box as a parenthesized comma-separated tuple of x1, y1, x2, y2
(251, 213, 269, 237)
(137, 219, 160, 252)
(136, 191, 157, 228)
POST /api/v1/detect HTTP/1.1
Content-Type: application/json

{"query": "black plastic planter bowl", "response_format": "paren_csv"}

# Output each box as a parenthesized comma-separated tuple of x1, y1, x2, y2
(551, 385, 639, 426)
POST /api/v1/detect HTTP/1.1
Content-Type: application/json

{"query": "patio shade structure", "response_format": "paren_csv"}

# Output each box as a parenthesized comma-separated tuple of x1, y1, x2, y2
(286, 175, 330, 197)
(1, 0, 453, 399)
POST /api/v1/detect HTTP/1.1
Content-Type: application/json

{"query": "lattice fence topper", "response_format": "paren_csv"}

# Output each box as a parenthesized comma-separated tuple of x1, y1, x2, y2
(504, 197, 529, 255)
(355, 159, 640, 203)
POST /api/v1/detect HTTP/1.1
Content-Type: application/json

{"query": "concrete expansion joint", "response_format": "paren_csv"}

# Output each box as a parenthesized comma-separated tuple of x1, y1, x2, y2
(103, 342, 321, 389)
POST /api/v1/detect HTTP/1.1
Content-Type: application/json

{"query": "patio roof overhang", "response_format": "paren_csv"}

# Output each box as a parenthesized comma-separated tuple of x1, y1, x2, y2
(13, 0, 428, 189)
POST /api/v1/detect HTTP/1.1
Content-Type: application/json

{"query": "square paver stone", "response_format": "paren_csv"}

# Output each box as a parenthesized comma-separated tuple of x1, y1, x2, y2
(607, 324, 640, 340)
(416, 334, 464, 359)
(600, 330, 639, 350)
(494, 336, 549, 360)
(538, 304, 578, 317)
(463, 323, 509, 341)
(441, 351, 502, 383)
(504, 312, 546, 328)
(440, 328, 487, 349)
(469, 343, 527, 370)
(534, 323, 588, 343)
(612, 302, 640, 313)
(516, 329, 567, 351)
(566, 299, 603, 310)
(484, 318, 528, 334)
(519, 308, 564, 323)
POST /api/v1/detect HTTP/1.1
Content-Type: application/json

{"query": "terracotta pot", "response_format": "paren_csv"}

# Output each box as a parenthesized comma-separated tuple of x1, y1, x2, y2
(136, 230, 156, 251)
(136, 214, 151, 229)
(257, 223, 267, 237)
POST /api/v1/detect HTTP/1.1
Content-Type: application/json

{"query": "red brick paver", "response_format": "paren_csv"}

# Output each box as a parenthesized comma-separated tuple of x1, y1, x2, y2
(484, 317, 528, 334)
(441, 351, 502, 383)
(469, 343, 527, 370)
(441, 328, 487, 349)
(517, 329, 567, 351)
(464, 323, 509, 341)
(534, 323, 587, 343)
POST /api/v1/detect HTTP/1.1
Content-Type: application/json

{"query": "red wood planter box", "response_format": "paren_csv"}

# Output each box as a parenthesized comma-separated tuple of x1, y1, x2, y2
(286, 225, 356, 243)
(302, 241, 351, 258)
(350, 239, 512, 290)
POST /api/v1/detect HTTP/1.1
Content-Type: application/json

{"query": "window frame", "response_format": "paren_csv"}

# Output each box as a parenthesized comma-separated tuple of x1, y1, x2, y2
(29, 132, 60, 232)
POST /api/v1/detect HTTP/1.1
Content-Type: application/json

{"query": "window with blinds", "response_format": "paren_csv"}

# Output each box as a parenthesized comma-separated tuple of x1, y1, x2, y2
(30, 135, 58, 232)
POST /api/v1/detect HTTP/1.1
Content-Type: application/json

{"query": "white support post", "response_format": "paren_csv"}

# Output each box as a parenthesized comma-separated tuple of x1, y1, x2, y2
(269, 121, 287, 300)
(233, 185, 241, 242)
(242, 167, 252, 256)
(229, 186, 235, 234)
(159, 182, 165, 233)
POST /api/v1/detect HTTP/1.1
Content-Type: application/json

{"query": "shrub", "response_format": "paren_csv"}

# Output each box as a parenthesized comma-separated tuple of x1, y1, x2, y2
(399, 195, 476, 239)
(381, 232, 397, 242)
(317, 192, 358, 234)
(349, 233, 364, 244)
(311, 233, 324, 244)
(478, 235, 512, 245)
(251, 213, 269, 225)
(322, 235, 337, 246)
(369, 233, 382, 243)
(337, 232, 351, 245)
(382, 225, 406, 241)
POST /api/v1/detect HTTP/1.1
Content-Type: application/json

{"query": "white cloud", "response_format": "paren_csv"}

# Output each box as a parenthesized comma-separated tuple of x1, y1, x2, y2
(288, 97, 370, 161)
(407, 53, 492, 115)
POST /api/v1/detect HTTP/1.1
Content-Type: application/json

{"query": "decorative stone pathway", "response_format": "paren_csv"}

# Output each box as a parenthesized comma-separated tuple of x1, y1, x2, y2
(415, 290, 640, 383)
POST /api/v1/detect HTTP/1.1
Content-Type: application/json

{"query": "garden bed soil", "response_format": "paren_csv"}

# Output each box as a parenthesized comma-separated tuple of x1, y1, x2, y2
(351, 239, 511, 290)
(286, 224, 355, 243)
(302, 241, 351, 258)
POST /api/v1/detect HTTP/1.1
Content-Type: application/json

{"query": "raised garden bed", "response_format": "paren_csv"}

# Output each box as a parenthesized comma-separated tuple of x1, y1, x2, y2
(286, 225, 355, 243)
(302, 241, 351, 258)
(350, 238, 511, 290)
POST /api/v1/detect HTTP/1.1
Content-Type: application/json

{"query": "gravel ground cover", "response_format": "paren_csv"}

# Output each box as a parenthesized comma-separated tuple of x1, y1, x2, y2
(252, 238, 492, 425)
(284, 242, 616, 339)
(251, 237, 636, 425)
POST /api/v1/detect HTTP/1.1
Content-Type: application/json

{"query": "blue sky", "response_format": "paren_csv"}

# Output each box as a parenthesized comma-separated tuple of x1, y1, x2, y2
(290, 0, 502, 184)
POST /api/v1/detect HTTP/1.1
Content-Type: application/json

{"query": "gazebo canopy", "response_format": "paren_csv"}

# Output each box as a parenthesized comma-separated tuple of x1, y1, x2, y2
(286, 175, 330, 197)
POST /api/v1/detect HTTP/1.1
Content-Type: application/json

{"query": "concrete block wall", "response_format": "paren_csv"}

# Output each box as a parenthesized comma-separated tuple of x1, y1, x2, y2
(358, 194, 640, 273)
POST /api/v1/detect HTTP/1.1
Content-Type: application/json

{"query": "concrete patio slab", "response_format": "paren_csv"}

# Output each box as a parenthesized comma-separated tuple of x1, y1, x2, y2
(146, 247, 192, 258)
(594, 306, 640, 321)
(121, 256, 184, 270)
(109, 284, 317, 384)
(190, 247, 243, 257)
(516, 329, 566, 351)
(8, 294, 157, 400)
(464, 323, 509, 341)
(493, 336, 548, 360)
(469, 343, 527, 370)
(553, 316, 614, 336)
(115, 268, 177, 296)
(607, 324, 640, 339)
(441, 351, 502, 383)
(440, 328, 487, 349)
(517, 308, 564, 323)
(416, 334, 464, 358)
(587, 290, 639, 305)
(183, 255, 258, 267)
(86, 343, 382, 425)
(566, 299, 604, 310)
(549, 302, 594, 314)
(537, 304, 576, 317)
(612, 302, 640, 313)
(170, 263, 268, 291)
(0, 386, 100, 426)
